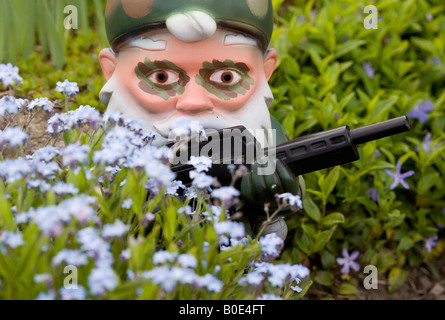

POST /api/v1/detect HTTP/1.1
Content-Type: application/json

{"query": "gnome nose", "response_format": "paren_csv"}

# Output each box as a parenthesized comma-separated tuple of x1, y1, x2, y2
(176, 81, 214, 114)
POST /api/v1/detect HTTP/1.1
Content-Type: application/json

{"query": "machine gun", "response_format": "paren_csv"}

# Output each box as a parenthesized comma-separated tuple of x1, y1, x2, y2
(169, 116, 411, 185)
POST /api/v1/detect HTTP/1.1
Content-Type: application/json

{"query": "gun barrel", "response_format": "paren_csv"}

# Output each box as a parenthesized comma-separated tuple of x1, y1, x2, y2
(350, 116, 410, 145)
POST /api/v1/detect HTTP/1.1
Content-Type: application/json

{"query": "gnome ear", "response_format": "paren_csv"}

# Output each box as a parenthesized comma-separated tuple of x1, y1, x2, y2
(263, 48, 278, 81)
(99, 49, 117, 81)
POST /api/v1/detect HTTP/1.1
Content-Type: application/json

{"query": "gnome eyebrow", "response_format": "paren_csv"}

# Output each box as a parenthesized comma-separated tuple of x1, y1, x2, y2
(196, 59, 254, 100)
(135, 58, 190, 100)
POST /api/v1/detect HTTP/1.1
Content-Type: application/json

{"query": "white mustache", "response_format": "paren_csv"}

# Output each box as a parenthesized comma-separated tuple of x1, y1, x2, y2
(153, 114, 240, 138)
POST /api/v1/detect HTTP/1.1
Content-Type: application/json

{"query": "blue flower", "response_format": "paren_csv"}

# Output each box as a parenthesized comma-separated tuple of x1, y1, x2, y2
(0, 231, 24, 249)
(407, 100, 434, 124)
(60, 285, 87, 300)
(34, 273, 52, 284)
(190, 171, 214, 190)
(0, 157, 33, 183)
(425, 236, 438, 253)
(52, 249, 89, 266)
(35, 291, 56, 300)
(336, 249, 360, 274)
(188, 156, 213, 173)
(257, 294, 283, 300)
(153, 250, 178, 265)
(102, 220, 129, 239)
(52, 182, 79, 195)
(165, 180, 186, 196)
(30, 146, 61, 163)
(211, 186, 240, 208)
(27, 97, 55, 112)
(55, 79, 79, 96)
(214, 221, 246, 240)
(362, 61, 375, 78)
(122, 198, 133, 209)
(259, 233, 284, 261)
(88, 267, 118, 296)
(426, 13, 433, 22)
(0, 127, 29, 147)
(61, 143, 90, 169)
(177, 254, 198, 269)
(239, 271, 264, 286)
(385, 161, 415, 190)
(277, 193, 303, 212)
(366, 188, 379, 202)
(0, 63, 23, 87)
(0, 96, 28, 115)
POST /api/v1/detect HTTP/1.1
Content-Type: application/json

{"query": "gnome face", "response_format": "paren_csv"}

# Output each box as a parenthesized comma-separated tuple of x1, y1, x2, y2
(99, 1, 277, 146)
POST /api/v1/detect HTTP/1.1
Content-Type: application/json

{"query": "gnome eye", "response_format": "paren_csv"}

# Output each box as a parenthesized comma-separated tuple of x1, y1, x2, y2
(210, 70, 242, 85)
(148, 70, 180, 85)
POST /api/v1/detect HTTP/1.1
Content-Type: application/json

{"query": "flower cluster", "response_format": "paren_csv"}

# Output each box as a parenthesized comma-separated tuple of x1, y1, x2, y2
(142, 265, 223, 293)
(0, 231, 24, 249)
(277, 192, 303, 212)
(19, 195, 97, 236)
(0, 98, 313, 300)
(259, 233, 284, 261)
(0, 96, 28, 116)
(239, 261, 310, 292)
(47, 105, 102, 135)
(55, 79, 79, 97)
(0, 127, 29, 148)
(0, 63, 23, 87)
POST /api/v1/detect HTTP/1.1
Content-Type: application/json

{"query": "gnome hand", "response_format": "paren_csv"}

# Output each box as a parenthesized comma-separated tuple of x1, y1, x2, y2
(240, 156, 301, 208)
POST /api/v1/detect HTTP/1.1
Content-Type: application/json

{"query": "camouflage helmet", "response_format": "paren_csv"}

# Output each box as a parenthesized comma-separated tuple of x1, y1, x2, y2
(105, 0, 274, 52)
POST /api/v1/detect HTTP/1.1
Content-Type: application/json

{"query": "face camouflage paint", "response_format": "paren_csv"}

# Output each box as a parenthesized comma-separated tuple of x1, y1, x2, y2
(196, 59, 254, 101)
(135, 58, 190, 100)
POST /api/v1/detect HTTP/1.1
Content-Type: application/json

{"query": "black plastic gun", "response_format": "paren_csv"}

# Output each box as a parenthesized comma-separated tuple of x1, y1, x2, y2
(169, 116, 410, 185)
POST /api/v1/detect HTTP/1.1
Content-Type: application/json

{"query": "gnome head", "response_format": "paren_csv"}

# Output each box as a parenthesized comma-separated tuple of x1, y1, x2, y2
(99, 0, 278, 147)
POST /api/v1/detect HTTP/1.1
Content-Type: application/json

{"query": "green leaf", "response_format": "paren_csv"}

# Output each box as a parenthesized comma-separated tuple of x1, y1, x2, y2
(312, 229, 334, 253)
(302, 196, 321, 223)
(387, 267, 408, 294)
(320, 249, 336, 269)
(322, 212, 345, 227)
(321, 166, 340, 199)
(377, 252, 397, 270)
(410, 37, 438, 54)
(397, 237, 414, 252)
(162, 204, 177, 242)
(338, 283, 359, 296)
(314, 271, 332, 287)
(335, 40, 366, 59)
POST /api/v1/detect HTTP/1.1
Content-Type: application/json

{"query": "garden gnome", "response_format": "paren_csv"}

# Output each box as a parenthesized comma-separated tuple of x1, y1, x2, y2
(99, 0, 305, 240)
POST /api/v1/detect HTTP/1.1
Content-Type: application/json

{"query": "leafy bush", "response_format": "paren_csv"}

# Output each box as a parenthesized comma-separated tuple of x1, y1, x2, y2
(0, 0, 444, 299)
(270, 0, 445, 294)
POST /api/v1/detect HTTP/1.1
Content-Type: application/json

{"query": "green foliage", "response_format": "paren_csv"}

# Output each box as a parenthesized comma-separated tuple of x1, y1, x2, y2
(273, 0, 445, 296)
(0, 0, 108, 68)
(1, 0, 444, 299)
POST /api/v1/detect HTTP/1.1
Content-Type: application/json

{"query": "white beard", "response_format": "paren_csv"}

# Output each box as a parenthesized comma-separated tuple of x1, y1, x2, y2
(100, 75, 275, 148)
